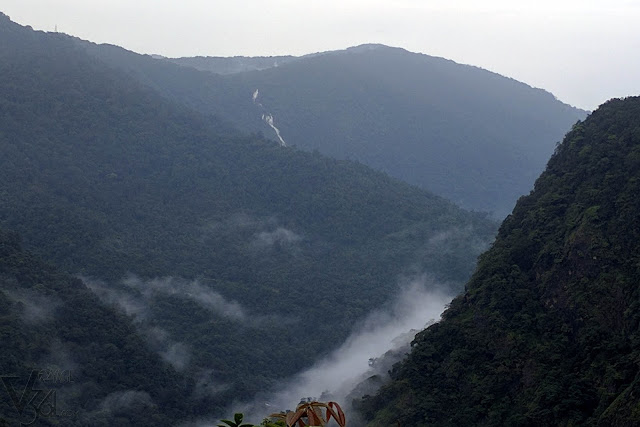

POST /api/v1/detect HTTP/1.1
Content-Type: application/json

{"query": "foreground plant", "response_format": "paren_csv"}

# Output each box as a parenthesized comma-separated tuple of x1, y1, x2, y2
(268, 401, 346, 427)
(217, 412, 257, 427)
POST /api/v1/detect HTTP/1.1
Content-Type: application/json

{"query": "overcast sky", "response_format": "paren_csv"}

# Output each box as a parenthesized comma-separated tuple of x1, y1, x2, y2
(3, 1, 639, 110)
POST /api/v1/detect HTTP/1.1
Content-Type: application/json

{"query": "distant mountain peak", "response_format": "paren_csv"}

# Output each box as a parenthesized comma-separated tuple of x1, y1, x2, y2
(0, 11, 13, 26)
(345, 43, 391, 52)
(95, 35, 586, 217)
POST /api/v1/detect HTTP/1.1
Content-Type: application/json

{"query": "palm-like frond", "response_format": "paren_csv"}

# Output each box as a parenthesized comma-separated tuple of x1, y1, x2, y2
(268, 401, 345, 427)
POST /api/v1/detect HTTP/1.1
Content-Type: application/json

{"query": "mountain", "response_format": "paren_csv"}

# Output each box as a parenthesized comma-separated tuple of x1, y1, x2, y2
(0, 12, 497, 418)
(168, 54, 298, 75)
(72, 40, 586, 217)
(0, 229, 193, 426)
(360, 97, 640, 426)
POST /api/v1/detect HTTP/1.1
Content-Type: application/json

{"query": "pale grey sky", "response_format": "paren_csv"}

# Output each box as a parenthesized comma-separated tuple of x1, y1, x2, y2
(2, 0, 639, 110)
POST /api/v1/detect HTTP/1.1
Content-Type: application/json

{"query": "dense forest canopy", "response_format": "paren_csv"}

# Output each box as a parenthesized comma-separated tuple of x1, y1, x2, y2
(5, 9, 633, 427)
(74, 40, 586, 217)
(0, 229, 194, 426)
(361, 96, 640, 426)
(0, 12, 498, 423)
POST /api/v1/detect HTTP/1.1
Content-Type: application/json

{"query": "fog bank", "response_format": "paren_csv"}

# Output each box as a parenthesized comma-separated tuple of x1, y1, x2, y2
(234, 276, 453, 423)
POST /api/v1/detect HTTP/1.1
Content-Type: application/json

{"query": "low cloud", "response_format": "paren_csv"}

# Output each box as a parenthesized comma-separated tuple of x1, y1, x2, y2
(122, 275, 249, 322)
(160, 342, 191, 372)
(201, 213, 304, 253)
(84, 277, 191, 371)
(86, 275, 251, 324)
(253, 227, 302, 248)
(233, 276, 453, 423)
(84, 277, 149, 322)
(84, 275, 261, 372)
(4, 289, 60, 324)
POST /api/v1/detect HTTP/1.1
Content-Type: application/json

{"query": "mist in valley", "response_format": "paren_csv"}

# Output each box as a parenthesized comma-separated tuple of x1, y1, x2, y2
(224, 276, 453, 425)
(83, 271, 454, 426)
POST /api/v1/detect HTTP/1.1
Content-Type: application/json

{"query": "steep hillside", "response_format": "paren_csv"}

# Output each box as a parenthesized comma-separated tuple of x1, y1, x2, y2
(74, 40, 585, 216)
(0, 12, 497, 413)
(361, 97, 640, 426)
(0, 229, 193, 426)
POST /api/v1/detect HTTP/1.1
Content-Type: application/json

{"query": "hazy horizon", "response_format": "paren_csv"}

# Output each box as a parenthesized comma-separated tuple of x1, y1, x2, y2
(2, 1, 638, 112)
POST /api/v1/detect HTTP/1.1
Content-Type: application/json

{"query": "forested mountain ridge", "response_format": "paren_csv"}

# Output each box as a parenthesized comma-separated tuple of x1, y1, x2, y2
(361, 96, 640, 426)
(167, 54, 298, 75)
(0, 12, 498, 418)
(204, 44, 587, 217)
(71, 38, 586, 216)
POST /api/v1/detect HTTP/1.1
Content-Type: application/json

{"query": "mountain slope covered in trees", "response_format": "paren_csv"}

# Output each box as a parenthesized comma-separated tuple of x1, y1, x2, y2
(361, 97, 640, 426)
(0, 12, 497, 417)
(74, 41, 586, 216)
(0, 229, 194, 426)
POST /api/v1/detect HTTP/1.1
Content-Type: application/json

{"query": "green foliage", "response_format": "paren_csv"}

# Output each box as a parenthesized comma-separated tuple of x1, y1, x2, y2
(0, 13, 498, 422)
(0, 229, 190, 426)
(79, 41, 585, 216)
(218, 412, 257, 427)
(361, 97, 640, 425)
